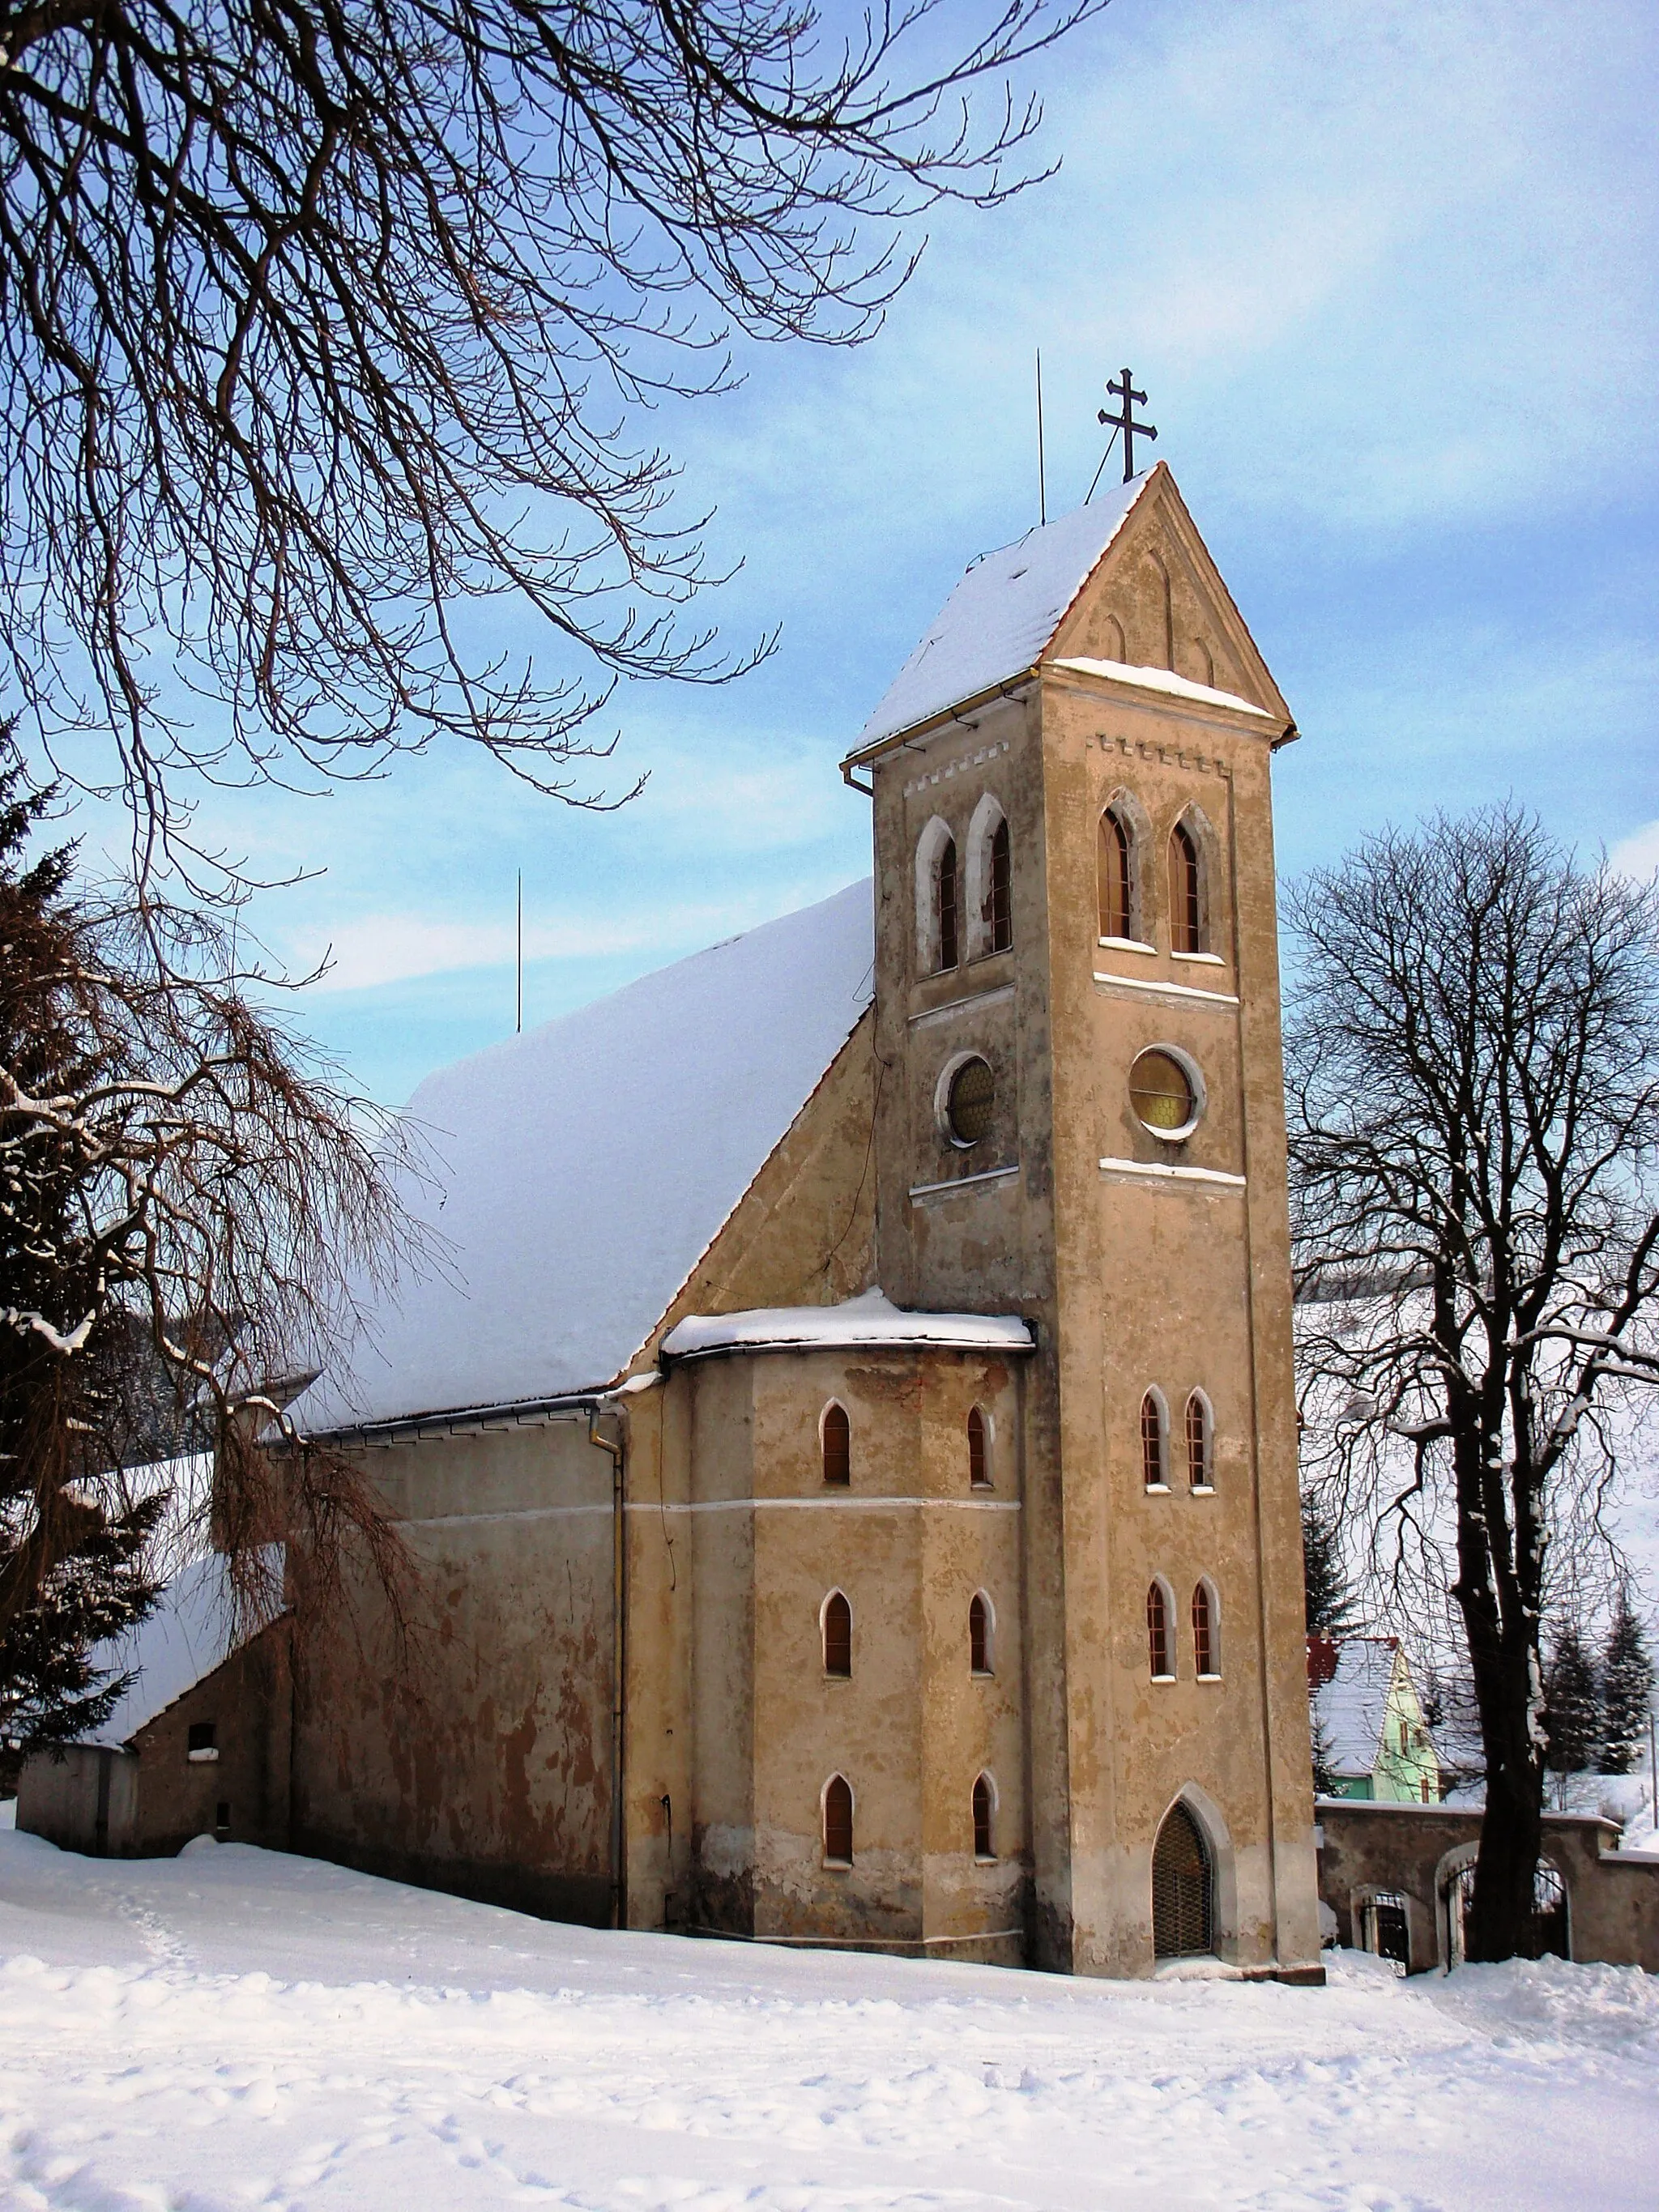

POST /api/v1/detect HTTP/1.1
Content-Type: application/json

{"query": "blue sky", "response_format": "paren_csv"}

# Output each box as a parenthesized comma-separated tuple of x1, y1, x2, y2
(104, 0, 1659, 1104)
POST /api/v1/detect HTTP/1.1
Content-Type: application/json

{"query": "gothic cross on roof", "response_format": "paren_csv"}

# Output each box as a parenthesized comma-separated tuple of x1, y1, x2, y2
(1098, 368, 1158, 484)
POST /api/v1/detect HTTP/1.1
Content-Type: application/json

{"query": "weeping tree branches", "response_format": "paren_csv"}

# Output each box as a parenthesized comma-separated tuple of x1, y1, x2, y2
(0, 742, 421, 1659)
(0, 0, 1107, 880)
(1286, 807, 1659, 1962)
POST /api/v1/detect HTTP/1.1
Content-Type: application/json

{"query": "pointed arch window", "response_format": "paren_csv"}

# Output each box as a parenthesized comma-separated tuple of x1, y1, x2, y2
(1192, 1582, 1219, 1679)
(970, 1592, 993, 1676)
(823, 1591, 851, 1677)
(987, 818, 1012, 953)
(1098, 808, 1134, 941)
(972, 1773, 996, 1860)
(1148, 1580, 1173, 1680)
(937, 836, 960, 970)
(1141, 1392, 1168, 1491)
(821, 1402, 850, 1487)
(823, 1775, 854, 1865)
(1152, 1801, 1213, 1957)
(1186, 1393, 1213, 1492)
(1169, 820, 1204, 954)
(967, 1404, 991, 1489)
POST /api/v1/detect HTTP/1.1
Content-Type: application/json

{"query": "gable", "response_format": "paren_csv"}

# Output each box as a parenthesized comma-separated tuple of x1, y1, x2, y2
(849, 466, 1289, 757)
(291, 881, 876, 1433)
(1047, 467, 1290, 722)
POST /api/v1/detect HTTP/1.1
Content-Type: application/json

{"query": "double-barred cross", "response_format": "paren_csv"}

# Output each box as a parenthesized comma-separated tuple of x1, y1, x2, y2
(1098, 369, 1158, 482)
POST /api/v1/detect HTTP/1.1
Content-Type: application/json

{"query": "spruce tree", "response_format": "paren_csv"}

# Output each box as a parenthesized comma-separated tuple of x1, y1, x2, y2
(1543, 1626, 1599, 1775)
(1302, 1489, 1356, 1637)
(1599, 1591, 1655, 1776)
(0, 755, 162, 1772)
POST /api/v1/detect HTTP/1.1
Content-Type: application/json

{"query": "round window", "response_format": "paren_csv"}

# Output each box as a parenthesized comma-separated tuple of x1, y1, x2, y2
(945, 1055, 996, 1146)
(1130, 1048, 1199, 1136)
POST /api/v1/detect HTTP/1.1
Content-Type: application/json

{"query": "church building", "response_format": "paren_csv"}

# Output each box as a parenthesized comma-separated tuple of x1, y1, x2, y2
(284, 463, 1324, 1980)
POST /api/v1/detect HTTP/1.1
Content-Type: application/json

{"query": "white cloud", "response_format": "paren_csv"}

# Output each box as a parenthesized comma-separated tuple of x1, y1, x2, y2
(1610, 822, 1659, 882)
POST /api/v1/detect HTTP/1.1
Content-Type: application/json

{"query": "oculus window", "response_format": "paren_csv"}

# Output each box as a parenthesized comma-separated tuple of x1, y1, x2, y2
(1129, 1048, 1201, 1139)
(945, 1055, 996, 1147)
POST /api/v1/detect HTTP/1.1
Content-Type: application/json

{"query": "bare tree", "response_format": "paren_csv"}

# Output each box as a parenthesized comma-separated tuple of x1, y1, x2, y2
(1286, 808, 1659, 1962)
(1, 741, 420, 1649)
(0, 0, 1105, 880)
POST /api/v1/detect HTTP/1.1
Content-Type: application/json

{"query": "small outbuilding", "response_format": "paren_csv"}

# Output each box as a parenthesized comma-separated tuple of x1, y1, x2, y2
(16, 1556, 292, 1859)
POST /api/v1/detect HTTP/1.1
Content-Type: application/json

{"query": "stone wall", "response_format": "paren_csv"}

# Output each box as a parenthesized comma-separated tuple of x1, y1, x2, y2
(1316, 1798, 1659, 1973)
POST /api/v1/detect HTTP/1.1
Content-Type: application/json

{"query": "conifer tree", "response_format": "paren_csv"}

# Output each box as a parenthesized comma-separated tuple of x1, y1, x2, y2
(1543, 1626, 1599, 1775)
(1302, 1489, 1357, 1638)
(1599, 1591, 1655, 1776)
(0, 758, 162, 1768)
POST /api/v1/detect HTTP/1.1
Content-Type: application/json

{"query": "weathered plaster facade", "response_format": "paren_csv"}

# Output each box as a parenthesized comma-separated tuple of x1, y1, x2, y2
(259, 467, 1321, 1978)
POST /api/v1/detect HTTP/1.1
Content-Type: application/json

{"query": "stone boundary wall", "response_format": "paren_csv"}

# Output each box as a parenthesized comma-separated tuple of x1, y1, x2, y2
(1316, 1799, 1659, 1974)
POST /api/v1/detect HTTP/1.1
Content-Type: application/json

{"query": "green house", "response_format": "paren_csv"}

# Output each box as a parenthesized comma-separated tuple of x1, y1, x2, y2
(1308, 1636, 1443, 1803)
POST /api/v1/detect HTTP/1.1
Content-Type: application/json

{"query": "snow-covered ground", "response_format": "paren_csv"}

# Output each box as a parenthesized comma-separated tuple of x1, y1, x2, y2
(2, 1830, 1657, 2210)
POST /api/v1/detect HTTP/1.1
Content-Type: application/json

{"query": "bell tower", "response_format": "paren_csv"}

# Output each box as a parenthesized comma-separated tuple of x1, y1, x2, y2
(842, 464, 1323, 1979)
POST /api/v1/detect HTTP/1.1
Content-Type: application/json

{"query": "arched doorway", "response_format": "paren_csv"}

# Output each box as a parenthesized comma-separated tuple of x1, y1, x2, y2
(1152, 1800, 1214, 1959)
(1446, 1857, 1569, 1965)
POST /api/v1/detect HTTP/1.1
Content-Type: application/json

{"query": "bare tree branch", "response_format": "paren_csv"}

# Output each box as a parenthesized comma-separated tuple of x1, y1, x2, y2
(0, 0, 1107, 886)
(1286, 806, 1659, 1961)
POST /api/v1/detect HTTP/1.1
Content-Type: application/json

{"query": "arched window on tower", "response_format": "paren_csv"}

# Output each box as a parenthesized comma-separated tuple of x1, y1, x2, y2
(822, 1591, 851, 1677)
(821, 1402, 850, 1487)
(972, 1772, 996, 1860)
(1186, 1392, 1213, 1493)
(1098, 807, 1134, 941)
(987, 817, 1012, 953)
(967, 1404, 991, 1489)
(823, 1775, 854, 1865)
(970, 1592, 993, 1676)
(1141, 1391, 1168, 1490)
(1192, 1581, 1219, 1679)
(1169, 820, 1204, 954)
(1148, 1579, 1173, 1680)
(937, 835, 960, 970)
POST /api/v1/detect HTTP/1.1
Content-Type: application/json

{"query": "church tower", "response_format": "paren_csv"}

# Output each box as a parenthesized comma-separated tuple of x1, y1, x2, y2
(844, 464, 1321, 1976)
(264, 460, 1322, 1988)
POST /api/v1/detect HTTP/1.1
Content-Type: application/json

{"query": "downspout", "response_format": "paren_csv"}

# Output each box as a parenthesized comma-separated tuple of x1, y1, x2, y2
(589, 1404, 627, 1930)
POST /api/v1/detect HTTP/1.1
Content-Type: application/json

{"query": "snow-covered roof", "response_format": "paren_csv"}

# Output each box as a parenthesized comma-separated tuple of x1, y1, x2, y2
(851, 480, 1149, 751)
(1311, 1639, 1406, 1776)
(661, 1289, 1034, 1362)
(83, 1553, 273, 1749)
(1049, 658, 1273, 720)
(291, 882, 876, 1434)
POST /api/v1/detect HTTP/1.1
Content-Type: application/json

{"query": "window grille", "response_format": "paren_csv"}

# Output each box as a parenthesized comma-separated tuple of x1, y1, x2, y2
(1152, 1801, 1213, 1958)
(1099, 809, 1132, 939)
(938, 837, 960, 970)
(821, 1403, 850, 1486)
(1192, 1582, 1218, 1677)
(987, 819, 1012, 952)
(823, 1592, 851, 1677)
(1147, 1581, 1171, 1679)
(967, 1404, 989, 1488)
(1169, 821, 1203, 953)
(1129, 1050, 1196, 1135)
(972, 1774, 995, 1860)
(823, 1775, 854, 1865)
(1141, 1392, 1166, 1490)
(945, 1056, 995, 1146)
(1186, 1394, 1211, 1490)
